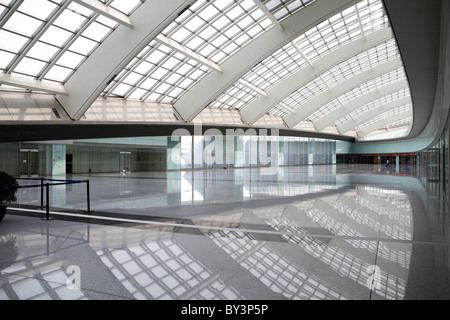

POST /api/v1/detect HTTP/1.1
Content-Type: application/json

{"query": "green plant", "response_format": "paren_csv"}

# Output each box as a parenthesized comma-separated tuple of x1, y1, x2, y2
(0, 235, 19, 271)
(0, 172, 18, 221)
(0, 171, 18, 205)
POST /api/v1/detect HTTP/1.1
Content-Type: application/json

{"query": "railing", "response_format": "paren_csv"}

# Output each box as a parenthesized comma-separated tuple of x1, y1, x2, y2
(1, 178, 91, 220)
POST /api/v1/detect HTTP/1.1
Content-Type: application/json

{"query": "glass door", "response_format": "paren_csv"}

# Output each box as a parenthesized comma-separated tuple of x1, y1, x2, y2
(20, 149, 39, 177)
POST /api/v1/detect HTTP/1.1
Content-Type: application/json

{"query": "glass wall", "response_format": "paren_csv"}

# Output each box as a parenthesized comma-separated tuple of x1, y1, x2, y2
(67, 145, 167, 174)
(0, 143, 54, 177)
(416, 127, 450, 207)
(168, 135, 337, 170)
(0, 135, 338, 176)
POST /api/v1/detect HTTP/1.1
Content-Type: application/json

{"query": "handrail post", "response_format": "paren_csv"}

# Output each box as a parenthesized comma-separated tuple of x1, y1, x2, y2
(86, 180, 91, 213)
(42, 183, 53, 221)
(40, 178, 44, 209)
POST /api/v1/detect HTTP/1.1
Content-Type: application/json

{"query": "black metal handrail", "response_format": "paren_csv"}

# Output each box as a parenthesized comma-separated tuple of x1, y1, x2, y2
(0, 177, 91, 220)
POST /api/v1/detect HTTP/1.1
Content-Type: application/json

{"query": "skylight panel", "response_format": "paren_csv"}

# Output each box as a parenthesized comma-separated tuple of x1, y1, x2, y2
(204, 0, 408, 140)
(82, 21, 112, 42)
(56, 51, 84, 69)
(162, 56, 181, 70)
(269, 105, 290, 117)
(241, 43, 306, 92)
(4, 11, 43, 37)
(347, 91, 410, 120)
(357, 108, 412, 131)
(261, 0, 316, 20)
(44, 64, 72, 82)
(109, 0, 142, 16)
(283, 77, 327, 108)
(0, 50, 14, 69)
(307, 100, 342, 121)
(375, 68, 406, 86)
(127, 88, 146, 100)
(0, 0, 135, 86)
(338, 81, 378, 105)
(198, 5, 220, 22)
(122, 72, 141, 86)
(0, 29, 28, 52)
(214, 0, 234, 11)
(54, 10, 88, 32)
(27, 42, 58, 61)
(362, 127, 409, 141)
(40, 26, 72, 47)
(319, 40, 399, 90)
(103, 38, 212, 103)
(111, 83, 131, 97)
(69, 36, 97, 55)
(14, 57, 46, 76)
(161, 0, 273, 65)
(212, 83, 258, 110)
(94, 13, 119, 29)
(69, 2, 94, 17)
(18, 0, 57, 21)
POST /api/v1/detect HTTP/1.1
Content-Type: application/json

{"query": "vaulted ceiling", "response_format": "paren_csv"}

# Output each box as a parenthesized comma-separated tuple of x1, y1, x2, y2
(0, 0, 443, 143)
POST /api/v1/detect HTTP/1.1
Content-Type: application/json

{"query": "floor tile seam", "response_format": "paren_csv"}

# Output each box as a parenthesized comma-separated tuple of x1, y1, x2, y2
(9, 207, 450, 248)
(0, 270, 135, 300)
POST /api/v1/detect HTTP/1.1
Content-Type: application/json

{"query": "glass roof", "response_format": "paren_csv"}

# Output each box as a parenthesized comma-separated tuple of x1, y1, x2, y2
(0, 0, 413, 141)
(0, 0, 144, 85)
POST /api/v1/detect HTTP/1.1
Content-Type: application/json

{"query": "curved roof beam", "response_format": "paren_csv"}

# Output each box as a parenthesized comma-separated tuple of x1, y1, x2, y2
(283, 58, 403, 129)
(71, 0, 134, 29)
(251, 0, 283, 31)
(240, 27, 393, 125)
(55, 0, 196, 120)
(155, 34, 222, 73)
(357, 111, 412, 138)
(0, 73, 68, 95)
(314, 79, 409, 131)
(336, 96, 411, 134)
(173, 0, 356, 123)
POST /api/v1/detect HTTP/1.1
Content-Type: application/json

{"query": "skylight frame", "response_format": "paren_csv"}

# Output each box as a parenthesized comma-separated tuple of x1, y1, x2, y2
(332, 92, 412, 127)
(211, 0, 390, 117)
(279, 38, 405, 129)
(103, 40, 212, 103)
(0, 0, 146, 88)
(160, 0, 274, 65)
(261, 0, 316, 22)
(307, 70, 410, 127)
(242, 42, 308, 90)
(356, 106, 413, 131)
(209, 81, 259, 110)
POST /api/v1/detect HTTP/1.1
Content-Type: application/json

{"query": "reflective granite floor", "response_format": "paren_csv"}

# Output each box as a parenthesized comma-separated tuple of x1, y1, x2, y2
(1, 164, 449, 300)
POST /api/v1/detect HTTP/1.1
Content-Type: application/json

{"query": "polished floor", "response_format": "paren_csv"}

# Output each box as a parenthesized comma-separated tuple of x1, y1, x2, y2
(0, 164, 449, 300)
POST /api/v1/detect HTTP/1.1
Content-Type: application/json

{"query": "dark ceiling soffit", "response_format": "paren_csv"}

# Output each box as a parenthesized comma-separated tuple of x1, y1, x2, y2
(382, 0, 442, 139)
(0, 122, 356, 144)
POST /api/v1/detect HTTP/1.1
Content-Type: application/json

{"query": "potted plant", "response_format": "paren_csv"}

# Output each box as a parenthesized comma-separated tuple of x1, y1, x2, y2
(0, 234, 18, 272)
(0, 171, 19, 222)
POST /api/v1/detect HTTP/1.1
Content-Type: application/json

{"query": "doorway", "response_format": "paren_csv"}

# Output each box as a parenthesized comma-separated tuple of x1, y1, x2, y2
(20, 149, 39, 177)
(120, 151, 132, 173)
